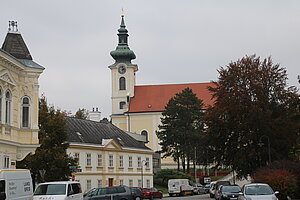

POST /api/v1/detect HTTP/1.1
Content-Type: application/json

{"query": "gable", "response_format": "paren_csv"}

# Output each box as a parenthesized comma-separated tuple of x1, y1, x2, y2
(0, 69, 16, 86)
(102, 139, 122, 150)
(128, 82, 215, 113)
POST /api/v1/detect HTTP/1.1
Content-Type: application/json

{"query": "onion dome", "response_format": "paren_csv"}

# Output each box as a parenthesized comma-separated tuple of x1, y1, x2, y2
(110, 15, 136, 64)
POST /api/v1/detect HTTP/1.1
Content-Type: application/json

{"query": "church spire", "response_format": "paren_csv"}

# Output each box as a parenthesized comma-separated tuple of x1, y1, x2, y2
(110, 14, 136, 65)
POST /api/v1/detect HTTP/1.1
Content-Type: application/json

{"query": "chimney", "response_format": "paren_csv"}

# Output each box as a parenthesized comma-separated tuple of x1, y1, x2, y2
(87, 107, 101, 122)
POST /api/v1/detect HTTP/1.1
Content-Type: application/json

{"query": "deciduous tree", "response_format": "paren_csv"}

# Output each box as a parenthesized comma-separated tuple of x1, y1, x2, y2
(204, 55, 299, 177)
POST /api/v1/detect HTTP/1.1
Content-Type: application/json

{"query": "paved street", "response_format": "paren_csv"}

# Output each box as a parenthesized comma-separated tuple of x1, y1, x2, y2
(163, 194, 211, 200)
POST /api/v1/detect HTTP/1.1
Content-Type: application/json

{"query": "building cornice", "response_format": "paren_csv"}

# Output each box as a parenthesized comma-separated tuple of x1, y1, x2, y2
(0, 139, 39, 148)
(69, 142, 154, 154)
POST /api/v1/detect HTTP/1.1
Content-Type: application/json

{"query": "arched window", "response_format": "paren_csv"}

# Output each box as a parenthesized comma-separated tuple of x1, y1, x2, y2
(141, 130, 148, 143)
(119, 77, 126, 90)
(22, 97, 30, 128)
(5, 90, 11, 124)
(0, 88, 2, 123)
(119, 101, 126, 109)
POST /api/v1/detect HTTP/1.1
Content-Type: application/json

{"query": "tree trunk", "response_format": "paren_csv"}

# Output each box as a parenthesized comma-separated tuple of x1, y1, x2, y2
(187, 156, 190, 173)
(177, 158, 180, 171)
(181, 156, 186, 173)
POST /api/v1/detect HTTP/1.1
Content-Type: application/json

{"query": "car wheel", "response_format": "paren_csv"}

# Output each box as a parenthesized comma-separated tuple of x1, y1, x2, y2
(135, 197, 141, 200)
(168, 193, 173, 197)
(159, 194, 163, 199)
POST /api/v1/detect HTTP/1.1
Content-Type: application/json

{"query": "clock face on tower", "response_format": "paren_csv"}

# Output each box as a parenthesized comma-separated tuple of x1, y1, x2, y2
(118, 65, 126, 74)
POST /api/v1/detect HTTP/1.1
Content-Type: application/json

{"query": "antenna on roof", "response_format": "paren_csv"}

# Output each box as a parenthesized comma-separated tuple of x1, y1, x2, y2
(8, 21, 18, 33)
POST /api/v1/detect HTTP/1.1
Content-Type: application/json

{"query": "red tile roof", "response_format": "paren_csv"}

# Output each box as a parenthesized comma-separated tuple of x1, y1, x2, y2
(128, 82, 215, 113)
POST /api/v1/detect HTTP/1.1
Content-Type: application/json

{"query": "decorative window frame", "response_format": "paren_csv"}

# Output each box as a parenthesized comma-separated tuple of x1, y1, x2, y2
(20, 96, 31, 128)
(5, 90, 12, 125)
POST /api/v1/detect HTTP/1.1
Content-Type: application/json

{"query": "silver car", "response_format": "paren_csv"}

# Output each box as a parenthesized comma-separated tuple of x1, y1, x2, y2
(238, 183, 279, 200)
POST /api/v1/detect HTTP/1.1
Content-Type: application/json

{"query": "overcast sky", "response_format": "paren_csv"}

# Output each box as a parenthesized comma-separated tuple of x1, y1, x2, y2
(1, 0, 299, 118)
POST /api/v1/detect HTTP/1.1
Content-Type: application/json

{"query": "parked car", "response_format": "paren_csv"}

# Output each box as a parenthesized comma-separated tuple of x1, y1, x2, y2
(214, 181, 231, 197)
(209, 181, 217, 198)
(168, 179, 194, 196)
(33, 181, 83, 200)
(192, 183, 206, 195)
(215, 185, 241, 200)
(130, 187, 145, 200)
(238, 183, 279, 200)
(0, 169, 33, 200)
(142, 187, 163, 199)
(83, 185, 134, 200)
(204, 184, 211, 193)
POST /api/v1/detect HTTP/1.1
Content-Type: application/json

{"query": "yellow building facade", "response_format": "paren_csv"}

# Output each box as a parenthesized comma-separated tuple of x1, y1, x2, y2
(0, 23, 44, 168)
(65, 117, 154, 192)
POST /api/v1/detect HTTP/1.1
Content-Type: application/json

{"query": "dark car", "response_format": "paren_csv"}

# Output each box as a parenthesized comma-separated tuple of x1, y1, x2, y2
(204, 184, 210, 193)
(215, 185, 241, 200)
(142, 188, 163, 199)
(214, 181, 231, 197)
(130, 187, 145, 200)
(83, 185, 134, 200)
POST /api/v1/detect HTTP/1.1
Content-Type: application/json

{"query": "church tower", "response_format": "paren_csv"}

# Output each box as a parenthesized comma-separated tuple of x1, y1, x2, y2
(109, 15, 138, 125)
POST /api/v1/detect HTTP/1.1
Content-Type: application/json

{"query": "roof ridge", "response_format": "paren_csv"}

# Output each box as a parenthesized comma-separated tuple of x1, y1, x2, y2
(135, 82, 213, 87)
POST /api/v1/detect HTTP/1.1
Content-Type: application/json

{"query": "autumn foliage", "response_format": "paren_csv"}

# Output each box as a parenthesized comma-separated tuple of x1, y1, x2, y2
(253, 168, 297, 199)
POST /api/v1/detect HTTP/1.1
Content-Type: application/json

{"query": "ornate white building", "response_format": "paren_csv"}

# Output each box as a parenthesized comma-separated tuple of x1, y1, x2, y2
(0, 21, 44, 168)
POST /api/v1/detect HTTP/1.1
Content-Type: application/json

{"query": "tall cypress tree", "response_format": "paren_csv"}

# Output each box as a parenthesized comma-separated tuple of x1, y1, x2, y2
(156, 88, 205, 172)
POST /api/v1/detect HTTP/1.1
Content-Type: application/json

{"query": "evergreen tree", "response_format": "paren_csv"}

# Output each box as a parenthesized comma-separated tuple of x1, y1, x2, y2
(204, 55, 299, 178)
(156, 88, 205, 172)
(17, 96, 77, 183)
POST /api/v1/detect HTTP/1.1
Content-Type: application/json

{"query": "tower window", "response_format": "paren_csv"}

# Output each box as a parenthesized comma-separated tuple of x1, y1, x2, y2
(21, 96, 30, 128)
(120, 101, 126, 109)
(119, 77, 126, 90)
(141, 130, 149, 142)
(5, 90, 11, 124)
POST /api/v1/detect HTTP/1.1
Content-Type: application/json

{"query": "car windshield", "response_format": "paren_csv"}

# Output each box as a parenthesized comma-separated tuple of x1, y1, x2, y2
(245, 185, 274, 195)
(34, 184, 66, 195)
(222, 186, 241, 193)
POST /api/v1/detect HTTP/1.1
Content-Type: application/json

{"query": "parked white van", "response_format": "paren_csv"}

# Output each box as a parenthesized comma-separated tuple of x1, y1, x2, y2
(168, 179, 193, 196)
(0, 169, 33, 200)
(33, 181, 83, 200)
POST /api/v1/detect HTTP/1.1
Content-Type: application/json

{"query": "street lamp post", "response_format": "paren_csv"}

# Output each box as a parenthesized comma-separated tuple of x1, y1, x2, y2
(141, 160, 147, 188)
(259, 135, 271, 165)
